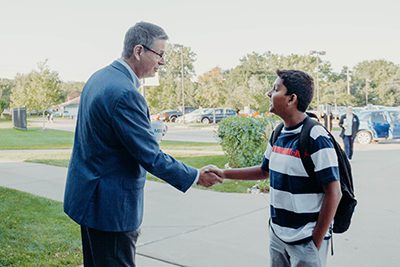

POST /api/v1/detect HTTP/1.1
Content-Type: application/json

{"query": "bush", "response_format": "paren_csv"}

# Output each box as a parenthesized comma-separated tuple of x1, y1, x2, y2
(217, 116, 279, 168)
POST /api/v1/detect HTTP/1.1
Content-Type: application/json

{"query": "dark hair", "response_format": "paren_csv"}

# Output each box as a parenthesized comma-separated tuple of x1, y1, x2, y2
(276, 69, 314, 112)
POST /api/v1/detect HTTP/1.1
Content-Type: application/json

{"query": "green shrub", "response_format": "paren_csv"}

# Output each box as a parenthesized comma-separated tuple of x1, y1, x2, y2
(217, 116, 279, 168)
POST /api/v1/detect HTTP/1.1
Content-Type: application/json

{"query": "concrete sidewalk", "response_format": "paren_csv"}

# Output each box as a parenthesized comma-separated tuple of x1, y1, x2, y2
(1, 146, 400, 266)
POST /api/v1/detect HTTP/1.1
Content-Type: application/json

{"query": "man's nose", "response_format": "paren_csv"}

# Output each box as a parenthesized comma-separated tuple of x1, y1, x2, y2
(158, 57, 165, 65)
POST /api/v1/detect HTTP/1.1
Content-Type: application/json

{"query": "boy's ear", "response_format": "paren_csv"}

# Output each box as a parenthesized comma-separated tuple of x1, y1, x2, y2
(288, 94, 300, 111)
(289, 94, 297, 105)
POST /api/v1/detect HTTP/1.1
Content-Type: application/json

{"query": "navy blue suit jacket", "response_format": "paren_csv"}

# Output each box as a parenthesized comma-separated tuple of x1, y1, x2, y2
(64, 61, 197, 232)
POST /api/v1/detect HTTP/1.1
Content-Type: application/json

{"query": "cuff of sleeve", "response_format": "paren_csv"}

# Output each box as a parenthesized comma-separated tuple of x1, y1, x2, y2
(191, 169, 200, 188)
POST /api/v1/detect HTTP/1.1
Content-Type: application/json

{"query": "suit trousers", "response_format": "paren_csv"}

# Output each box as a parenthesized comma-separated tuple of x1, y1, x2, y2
(80, 225, 140, 267)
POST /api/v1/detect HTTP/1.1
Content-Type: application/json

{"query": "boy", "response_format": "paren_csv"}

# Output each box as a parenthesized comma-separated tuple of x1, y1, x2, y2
(213, 70, 342, 267)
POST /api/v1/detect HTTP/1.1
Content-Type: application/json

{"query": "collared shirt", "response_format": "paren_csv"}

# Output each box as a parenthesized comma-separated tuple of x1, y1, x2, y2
(116, 58, 200, 185)
(117, 58, 140, 89)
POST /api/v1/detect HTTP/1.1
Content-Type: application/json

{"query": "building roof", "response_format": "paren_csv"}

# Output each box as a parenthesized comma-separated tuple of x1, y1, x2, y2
(58, 96, 80, 107)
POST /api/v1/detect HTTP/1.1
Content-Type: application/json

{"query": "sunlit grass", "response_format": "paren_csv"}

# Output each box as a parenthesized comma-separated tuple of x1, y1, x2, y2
(0, 187, 81, 267)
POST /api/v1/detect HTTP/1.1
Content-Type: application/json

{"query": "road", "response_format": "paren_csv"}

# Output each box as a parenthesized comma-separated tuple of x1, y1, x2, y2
(31, 119, 220, 143)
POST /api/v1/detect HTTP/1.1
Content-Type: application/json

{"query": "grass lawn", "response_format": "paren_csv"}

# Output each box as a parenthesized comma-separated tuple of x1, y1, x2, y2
(0, 119, 12, 128)
(0, 150, 72, 164)
(0, 187, 81, 267)
(27, 153, 267, 193)
(159, 140, 221, 151)
(0, 128, 74, 150)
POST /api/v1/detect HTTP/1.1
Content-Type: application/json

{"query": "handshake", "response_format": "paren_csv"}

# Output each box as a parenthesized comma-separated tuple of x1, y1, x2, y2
(196, 165, 225, 187)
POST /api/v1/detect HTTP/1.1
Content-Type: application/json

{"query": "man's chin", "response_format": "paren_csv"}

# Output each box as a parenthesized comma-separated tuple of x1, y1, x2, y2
(143, 72, 156, 79)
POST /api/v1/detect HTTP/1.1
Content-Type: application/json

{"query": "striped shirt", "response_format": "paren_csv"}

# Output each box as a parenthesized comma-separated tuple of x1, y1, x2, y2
(261, 118, 340, 244)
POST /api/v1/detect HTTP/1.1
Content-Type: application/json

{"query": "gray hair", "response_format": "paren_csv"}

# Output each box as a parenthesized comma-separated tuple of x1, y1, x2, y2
(122, 21, 168, 58)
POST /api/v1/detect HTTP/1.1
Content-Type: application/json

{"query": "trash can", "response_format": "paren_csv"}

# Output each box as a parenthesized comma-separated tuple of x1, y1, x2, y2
(12, 107, 27, 130)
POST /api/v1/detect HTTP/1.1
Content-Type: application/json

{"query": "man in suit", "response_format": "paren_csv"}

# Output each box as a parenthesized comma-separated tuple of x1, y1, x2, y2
(64, 21, 223, 267)
(339, 106, 360, 160)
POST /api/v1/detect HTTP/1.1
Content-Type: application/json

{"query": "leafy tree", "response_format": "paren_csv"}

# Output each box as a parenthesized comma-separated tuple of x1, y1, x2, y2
(352, 60, 400, 105)
(10, 61, 62, 113)
(195, 67, 227, 108)
(321, 79, 357, 106)
(60, 81, 84, 102)
(146, 44, 196, 112)
(224, 52, 272, 110)
(0, 78, 14, 111)
(223, 52, 320, 111)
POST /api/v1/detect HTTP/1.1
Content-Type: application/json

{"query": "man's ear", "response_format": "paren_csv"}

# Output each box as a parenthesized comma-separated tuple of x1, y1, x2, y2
(132, 45, 143, 60)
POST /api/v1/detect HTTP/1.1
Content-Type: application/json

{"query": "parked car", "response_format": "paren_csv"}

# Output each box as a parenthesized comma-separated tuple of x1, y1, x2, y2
(155, 109, 183, 122)
(177, 108, 236, 124)
(152, 107, 196, 122)
(181, 106, 196, 114)
(356, 109, 400, 144)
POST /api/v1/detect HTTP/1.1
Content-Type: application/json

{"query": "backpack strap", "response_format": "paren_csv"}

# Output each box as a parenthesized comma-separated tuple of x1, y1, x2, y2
(298, 116, 320, 178)
(271, 122, 285, 145)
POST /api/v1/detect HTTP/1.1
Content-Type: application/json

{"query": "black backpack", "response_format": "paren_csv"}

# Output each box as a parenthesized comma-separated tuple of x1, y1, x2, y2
(271, 116, 357, 234)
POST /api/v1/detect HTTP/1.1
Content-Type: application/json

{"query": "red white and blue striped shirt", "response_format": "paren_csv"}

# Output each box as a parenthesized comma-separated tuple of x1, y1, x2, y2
(262, 118, 339, 244)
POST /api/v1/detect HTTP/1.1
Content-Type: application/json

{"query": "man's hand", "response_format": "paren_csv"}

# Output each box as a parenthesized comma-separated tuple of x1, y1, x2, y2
(204, 165, 226, 178)
(197, 165, 224, 187)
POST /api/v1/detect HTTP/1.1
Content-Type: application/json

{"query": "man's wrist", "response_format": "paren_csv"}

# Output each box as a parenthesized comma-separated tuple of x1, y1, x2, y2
(193, 169, 200, 185)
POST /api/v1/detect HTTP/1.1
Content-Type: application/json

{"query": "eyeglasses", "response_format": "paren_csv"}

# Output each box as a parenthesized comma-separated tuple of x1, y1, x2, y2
(141, 44, 165, 60)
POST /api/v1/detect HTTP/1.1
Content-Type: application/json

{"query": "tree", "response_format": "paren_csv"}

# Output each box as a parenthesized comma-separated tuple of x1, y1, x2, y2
(223, 52, 321, 111)
(146, 44, 197, 112)
(224, 52, 272, 110)
(0, 78, 14, 114)
(195, 67, 227, 108)
(11, 60, 62, 114)
(60, 81, 85, 102)
(352, 60, 400, 106)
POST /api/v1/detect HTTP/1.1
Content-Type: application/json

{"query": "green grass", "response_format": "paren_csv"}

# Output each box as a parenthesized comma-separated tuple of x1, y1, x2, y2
(0, 119, 12, 128)
(28, 155, 264, 193)
(160, 140, 221, 151)
(27, 154, 266, 193)
(0, 151, 71, 163)
(0, 187, 81, 267)
(175, 154, 267, 193)
(0, 128, 74, 150)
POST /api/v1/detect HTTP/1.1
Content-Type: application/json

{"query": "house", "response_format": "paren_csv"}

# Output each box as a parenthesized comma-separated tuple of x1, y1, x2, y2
(57, 96, 80, 118)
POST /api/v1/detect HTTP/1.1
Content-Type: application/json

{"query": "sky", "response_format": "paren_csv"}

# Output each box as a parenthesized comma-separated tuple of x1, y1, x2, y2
(1, 0, 399, 82)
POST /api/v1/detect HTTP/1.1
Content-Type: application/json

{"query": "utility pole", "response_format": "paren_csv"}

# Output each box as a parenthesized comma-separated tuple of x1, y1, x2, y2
(179, 45, 185, 123)
(174, 44, 185, 123)
(310, 50, 326, 109)
(346, 67, 351, 95)
(365, 79, 370, 105)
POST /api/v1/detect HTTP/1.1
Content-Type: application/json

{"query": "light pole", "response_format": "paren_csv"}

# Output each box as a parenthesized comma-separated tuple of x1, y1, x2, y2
(175, 44, 185, 123)
(346, 67, 352, 95)
(310, 50, 326, 109)
(365, 79, 370, 105)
